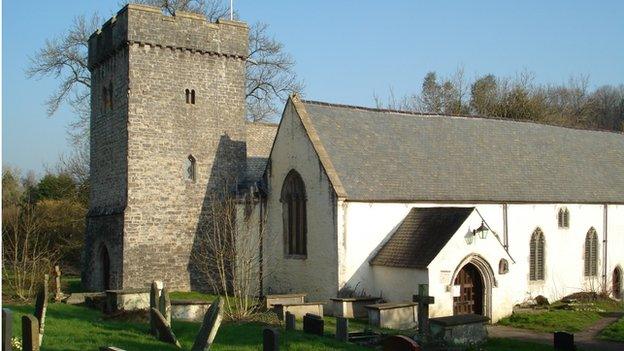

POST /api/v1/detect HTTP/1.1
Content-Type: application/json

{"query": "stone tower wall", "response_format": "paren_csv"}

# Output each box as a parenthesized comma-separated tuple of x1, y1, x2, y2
(84, 4, 248, 291)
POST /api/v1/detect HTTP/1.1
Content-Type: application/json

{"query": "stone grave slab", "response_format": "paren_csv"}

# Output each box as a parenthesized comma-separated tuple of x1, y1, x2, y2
(303, 313, 324, 336)
(171, 300, 212, 322)
(274, 302, 323, 320)
(21, 315, 39, 351)
(264, 293, 306, 309)
(383, 335, 421, 351)
(191, 297, 224, 351)
(285, 311, 296, 331)
(263, 328, 279, 351)
(335, 317, 348, 342)
(105, 289, 150, 314)
(150, 308, 181, 348)
(429, 314, 489, 345)
(330, 297, 381, 318)
(365, 302, 417, 329)
(159, 287, 171, 325)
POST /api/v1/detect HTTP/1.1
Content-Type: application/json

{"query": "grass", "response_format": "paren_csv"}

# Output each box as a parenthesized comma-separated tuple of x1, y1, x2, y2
(599, 317, 624, 342)
(169, 290, 218, 302)
(481, 338, 558, 351)
(498, 309, 602, 333)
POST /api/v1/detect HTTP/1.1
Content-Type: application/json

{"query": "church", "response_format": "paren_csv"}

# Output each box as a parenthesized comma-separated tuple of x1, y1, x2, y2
(83, 4, 624, 323)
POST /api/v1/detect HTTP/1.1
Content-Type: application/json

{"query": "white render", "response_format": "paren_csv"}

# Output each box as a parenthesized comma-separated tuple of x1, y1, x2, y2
(262, 96, 624, 322)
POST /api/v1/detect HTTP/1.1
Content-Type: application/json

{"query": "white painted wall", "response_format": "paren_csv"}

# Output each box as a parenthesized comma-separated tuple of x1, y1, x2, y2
(263, 101, 339, 302)
(338, 202, 623, 322)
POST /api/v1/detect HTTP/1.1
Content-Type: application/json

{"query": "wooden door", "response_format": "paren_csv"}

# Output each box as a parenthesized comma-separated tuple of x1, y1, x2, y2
(453, 263, 484, 315)
(614, 268, 622, 300)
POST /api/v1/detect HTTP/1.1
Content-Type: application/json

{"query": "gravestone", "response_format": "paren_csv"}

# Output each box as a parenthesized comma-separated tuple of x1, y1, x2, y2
(99, 347, 127, 351)
(150, 308, 181, 348)
(263, 328, 279, 351)
(149, 281, 161, 336)
(303, 313, 324, 336)
(285, 311, 295, 331)
(335, 317, 348, 342)
(159, 287, 171, 325)
(53, 266, 63, 302)
(554, 331, 575, 351)
(3, 308, 12, 351)
(21, 315, 39, 351)
(191, 297, 224, 351)
(33, 275, 49, 346)
(412, 284, 434, 338)
(383, 335, 421, 351)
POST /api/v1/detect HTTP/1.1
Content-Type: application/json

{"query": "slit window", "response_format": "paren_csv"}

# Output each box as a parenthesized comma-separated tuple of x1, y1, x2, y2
(185, 155, 196, 181)
(185, 89, 196, 104)
(558, 207, 570, 229)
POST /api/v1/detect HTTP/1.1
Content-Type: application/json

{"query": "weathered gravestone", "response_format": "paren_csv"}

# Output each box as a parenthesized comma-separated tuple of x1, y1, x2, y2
(99, 347, 127, 351)
(554, 331, 575, 351)
(383, 335, 421, 351)
(21, 315, 39, 351)
(53, 266, 63, 302)
(3, 308, 12, 351)
(285, 311, 295, 331)
(33, 275, 49, 347)
(303, 313, 324, 336)
(429, 314, 489, 345)
(159, 287, 172, 325)
(412, 284, 434, 339)
(149, 281, 162, 336)
(191, 297, 224, 351)
(263, 328, 279, 351)
(150, 308, 181, 348)
(335, 317, 348, 342)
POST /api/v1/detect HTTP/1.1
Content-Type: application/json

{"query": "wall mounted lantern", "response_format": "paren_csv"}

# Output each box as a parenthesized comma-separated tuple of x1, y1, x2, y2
(472, 221, 489, 239)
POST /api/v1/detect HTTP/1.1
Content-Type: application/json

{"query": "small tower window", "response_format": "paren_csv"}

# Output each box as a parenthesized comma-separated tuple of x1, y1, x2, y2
(191, 89, 196, 104)
(185, 155, 196, 181)
(558, 207, 570, 229)
(185, 89, 190, 104)
(108, 81, 113, 109)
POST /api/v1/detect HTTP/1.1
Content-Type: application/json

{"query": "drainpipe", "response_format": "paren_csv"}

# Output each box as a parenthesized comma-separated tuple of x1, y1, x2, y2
(603, 204, 608, 292)
(503, 204, 509, 249)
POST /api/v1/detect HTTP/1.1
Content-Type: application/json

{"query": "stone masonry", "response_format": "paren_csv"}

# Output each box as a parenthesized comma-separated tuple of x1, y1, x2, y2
(83, 4, 249, 291)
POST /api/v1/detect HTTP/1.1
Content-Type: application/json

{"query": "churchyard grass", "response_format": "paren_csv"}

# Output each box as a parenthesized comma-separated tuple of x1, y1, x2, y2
(599, 317, 624, 342)
(170, 290, 218, 302)
(497, 309, 602, 333)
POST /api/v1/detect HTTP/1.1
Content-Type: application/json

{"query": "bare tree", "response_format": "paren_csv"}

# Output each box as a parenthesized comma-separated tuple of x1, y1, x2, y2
(190, 190, 268, 320)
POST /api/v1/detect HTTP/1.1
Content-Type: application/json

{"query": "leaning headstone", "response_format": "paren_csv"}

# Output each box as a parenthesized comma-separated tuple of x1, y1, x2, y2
(3, 308, 12, 351)
(53, 266, 63, 302)
(21, 315, 39, 351)
(150, 308, 181, 348)
(335, 317, 348, 342)
(149, 281, 160, 336)
(159, 287, 171, 325)
(554, 331, 574, 351)
(303, 313, 324, 336)
(99, 347, 127, 351)
(263, 328, 279, 351)
(383, 335, 421, 351)
(191, 297, 224, 351)
(33, 275, 49, 346)
(285, 312, 296, 331)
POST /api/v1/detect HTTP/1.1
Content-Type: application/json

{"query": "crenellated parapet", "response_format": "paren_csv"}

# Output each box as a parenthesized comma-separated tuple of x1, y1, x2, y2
(88, 4, 248, 70)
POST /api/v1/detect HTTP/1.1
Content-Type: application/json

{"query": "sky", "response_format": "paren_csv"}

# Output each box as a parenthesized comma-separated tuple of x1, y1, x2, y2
(2, 0, 624, 175)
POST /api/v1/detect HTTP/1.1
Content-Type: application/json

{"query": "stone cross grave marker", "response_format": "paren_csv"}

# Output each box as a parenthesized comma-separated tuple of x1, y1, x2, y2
(159, 287, 171, 325)
(21, 315, 39, 351)
(150, 308, 181, 348)
(191, 297, 224, 351)
(53, 266, 63, 302)
(303, 313, 324, 336)
(149, 280, 162, 336)
(33, 275, 49, 347)
(3, 308, 12, 351)
(335, 317, 348, 342)
(412, 284, 434, 339)
(554, 331, 575, 351)
(263, 328, 279, 351)
(285, 311, 295, 331)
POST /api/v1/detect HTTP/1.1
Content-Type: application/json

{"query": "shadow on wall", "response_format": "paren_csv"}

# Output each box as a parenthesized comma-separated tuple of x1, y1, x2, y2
(187, 134, 247, 292)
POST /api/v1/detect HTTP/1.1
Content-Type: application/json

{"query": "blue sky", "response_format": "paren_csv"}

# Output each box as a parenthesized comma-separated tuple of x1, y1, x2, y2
(3, 1, 624, 175)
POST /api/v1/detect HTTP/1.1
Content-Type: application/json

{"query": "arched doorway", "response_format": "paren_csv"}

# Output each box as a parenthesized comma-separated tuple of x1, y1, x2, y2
(100, 245, 111, 291)
(614, 267, 622, 300)
(453, 263, 484, 315)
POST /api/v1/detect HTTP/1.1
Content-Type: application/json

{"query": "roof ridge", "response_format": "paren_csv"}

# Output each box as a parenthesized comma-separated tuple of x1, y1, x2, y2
(246, 121, 279, 127)
(301, 99, 624, 135)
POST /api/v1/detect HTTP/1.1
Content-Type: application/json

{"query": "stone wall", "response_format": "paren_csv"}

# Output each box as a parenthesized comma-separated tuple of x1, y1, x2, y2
(84, 4, 249, 291)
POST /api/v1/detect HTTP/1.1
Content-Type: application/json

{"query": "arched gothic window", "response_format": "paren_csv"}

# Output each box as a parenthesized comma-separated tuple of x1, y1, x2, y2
(584, 227, 599, 277)
(191, 89, 196, 104)
(281, 170, 307, 257)
(529, 228, 545, 281)
(185, 89, 190, 104)
(558, 207, 570, 228)
(185, 155, 196, 181)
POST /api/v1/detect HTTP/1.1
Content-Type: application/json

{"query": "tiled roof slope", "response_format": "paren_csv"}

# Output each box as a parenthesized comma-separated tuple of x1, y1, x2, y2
(246, 121, 278, 183)
(370, 207, 474, 268)
(302, 100, 624, 203)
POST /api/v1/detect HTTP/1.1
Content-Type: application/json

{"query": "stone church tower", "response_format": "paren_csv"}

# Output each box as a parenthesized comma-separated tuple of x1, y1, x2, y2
(83, 4, 248, 291)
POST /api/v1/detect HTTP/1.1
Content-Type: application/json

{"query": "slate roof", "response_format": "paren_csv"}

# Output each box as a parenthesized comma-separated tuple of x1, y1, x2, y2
(245, 121, 278, 184)
(301, 100, 624, 203)
(370, 207, 474, 268)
